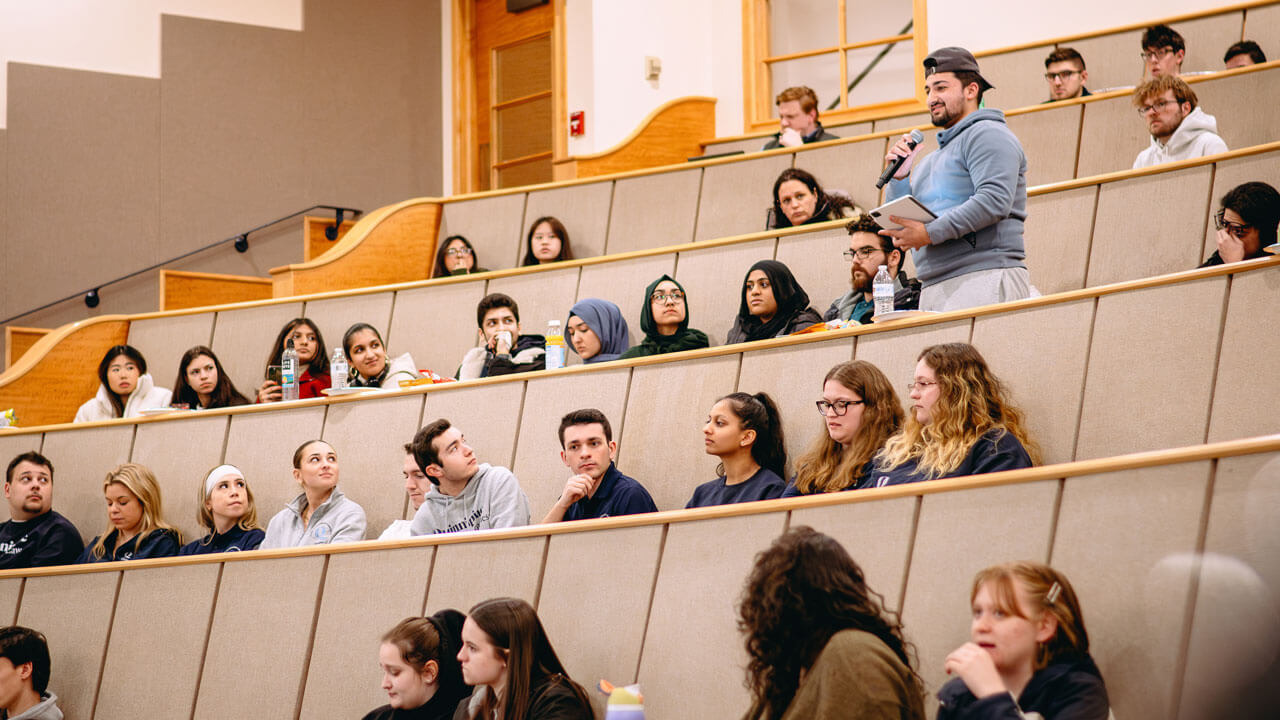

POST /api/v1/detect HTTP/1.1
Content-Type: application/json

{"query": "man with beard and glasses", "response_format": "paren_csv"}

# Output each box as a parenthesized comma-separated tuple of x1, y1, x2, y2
(824, 214, 921, 324)
(879, 47, 1034, 313)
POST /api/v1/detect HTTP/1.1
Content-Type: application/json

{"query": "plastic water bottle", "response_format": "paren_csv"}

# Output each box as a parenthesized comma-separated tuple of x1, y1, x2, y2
(281, 339, 299, 401)
(330, 347, 349, 390)
(545, 320, 565, 370)
(873, 265, 894, 317)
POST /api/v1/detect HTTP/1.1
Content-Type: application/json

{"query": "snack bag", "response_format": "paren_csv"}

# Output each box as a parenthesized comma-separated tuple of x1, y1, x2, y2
(598, 679, 643, 720)
(0, 409, 15, 428)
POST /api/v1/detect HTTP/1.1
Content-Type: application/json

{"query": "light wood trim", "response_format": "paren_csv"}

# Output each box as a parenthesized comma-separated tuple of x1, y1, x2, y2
(451, 0, 477, 194)
(303, 216, 356, 262)
(552, 0, 568, 163)
(554, 97, 717, 179)
(158, 270, 272, 312)
(837, 0, 848, 107)
(1029, 140, 1280, 195)
(742, 0, 771, 132)
(761, 45, 840, 64)
(3, 327, 49, 371)
(492, 150, 554, 170)
(0, 317, 130, 427)
(492, 89, 552, 111)
(912, 0, 928, 107)
(761, 33, 913, 64)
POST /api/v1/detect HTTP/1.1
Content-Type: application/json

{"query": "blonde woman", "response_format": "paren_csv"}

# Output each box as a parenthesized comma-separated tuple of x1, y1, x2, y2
(179, 465, 265, 555)
(78, 463, 180, 562)
(872, 343, 1039, 488)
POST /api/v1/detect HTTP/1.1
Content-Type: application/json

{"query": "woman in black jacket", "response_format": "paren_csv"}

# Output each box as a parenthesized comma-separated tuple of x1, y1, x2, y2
(725, 260, 823, 344)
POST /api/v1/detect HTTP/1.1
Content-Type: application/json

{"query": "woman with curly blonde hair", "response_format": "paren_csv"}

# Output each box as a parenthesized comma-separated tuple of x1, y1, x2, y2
(738, 526, 924, 719)
(872, 343, 1039, 487)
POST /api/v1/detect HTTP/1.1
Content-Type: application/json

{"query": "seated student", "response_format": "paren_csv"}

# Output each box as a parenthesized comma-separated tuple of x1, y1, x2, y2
(1141, 23, 1185, 78)
(172, 345, 250, 410)
(1042, 47, 1090, 102)
(1223, 40, 1266, 69)
(455, 597, 593, 720)
(520, 216, 574, 266)
(261, 440, 367, 548)
(74, 345, 172, 422)
(739, 527, 925, 720)
(378, 445, 433, 541)
(762, 86, 840, 150)
(0, 626, 62, 720)
(0, 452, 83, 569)
(937, 562, 1110, 719)
(457, 293, 546, 380)
(872, 343, 1038, 487)
(408, 420, 531, 535)
(768, 168, 859, 229)
(433, 235, 488, 278)
(343, 323, 421, 389)
(565, 299, 631, 364)
(1131, 75, 1227, 169)
(782, 361, 904, 498)
(1200, 181, 1280, 266)
(362, 611, 473, 720)
(256, 317, 332, 402)
(726, 260, 823, 344)
(687, 392, 787, 508)
(825, 214, 922, 324)
(541, 409, 657, 523)
(79, 463, 181, 563)
(619, 275, 710, 359)
(179, 465, 265, 555)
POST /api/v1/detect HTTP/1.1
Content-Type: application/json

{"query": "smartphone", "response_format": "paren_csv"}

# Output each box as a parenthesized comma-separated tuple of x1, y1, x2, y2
(265, 365, 283, 385)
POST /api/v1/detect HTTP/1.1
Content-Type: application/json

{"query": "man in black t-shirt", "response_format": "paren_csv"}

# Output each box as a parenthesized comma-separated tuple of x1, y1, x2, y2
(0, 452, 83, 569)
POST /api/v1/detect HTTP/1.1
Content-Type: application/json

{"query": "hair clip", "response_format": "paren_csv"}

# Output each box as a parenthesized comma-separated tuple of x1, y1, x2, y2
(1045, 581, 1062, 605)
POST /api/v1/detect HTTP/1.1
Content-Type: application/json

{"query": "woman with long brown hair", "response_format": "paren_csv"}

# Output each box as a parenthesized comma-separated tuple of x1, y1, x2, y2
(739, 526, 924, 719)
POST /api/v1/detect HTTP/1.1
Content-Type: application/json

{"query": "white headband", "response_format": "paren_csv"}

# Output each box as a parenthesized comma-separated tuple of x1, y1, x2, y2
(204, 464, 244, 496)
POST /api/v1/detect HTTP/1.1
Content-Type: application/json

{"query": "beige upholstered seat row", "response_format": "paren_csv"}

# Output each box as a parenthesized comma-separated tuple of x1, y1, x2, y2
(0, 433, 1274, 720)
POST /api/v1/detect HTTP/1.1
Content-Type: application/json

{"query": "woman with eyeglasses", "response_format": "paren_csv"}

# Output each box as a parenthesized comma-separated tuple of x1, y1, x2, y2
(433, 235, 488, 278)
(782, 361, 903, 497)
(565, 298, 631, 364)
(1199, 181, 1279, 267)
(726, 260, 823, 344)
(872, 343, 1038, 488)
(619, 275, 710, 359)
(768, 168, 860, 229)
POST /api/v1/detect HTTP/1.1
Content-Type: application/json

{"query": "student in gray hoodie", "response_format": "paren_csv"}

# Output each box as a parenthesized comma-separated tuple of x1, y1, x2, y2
(261, 440, 367, 548)
(880, 47, 1033, 314)
(408, 420, 531, 535)
(0, 626, 63, 720)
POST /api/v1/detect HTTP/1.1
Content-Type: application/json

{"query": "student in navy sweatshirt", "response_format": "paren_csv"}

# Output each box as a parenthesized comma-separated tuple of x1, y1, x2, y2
(686, 392, 788, 509)
(872, 343, 1039, 487)
(78, 463, 180, 563)
(179, 465, 265, 555)
(0, 452, 83, 569)
(541, 409, 657, 522)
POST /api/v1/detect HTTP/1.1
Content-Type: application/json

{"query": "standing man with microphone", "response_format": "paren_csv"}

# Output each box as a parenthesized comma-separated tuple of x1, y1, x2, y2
(879, 47, 1034, 313)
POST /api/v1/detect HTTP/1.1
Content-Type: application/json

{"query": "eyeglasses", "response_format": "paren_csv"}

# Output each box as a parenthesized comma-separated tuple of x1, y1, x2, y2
(1214, 209, 1253, 238)
(843, 247, 883, 261)
(1139, 47, 1174, 62)
(1044, 69, 1080, 81)
(651, 291, 685, 304)
(906, 380, 938, 392)
(445, 247, 473, 257)
(1136, 99, 1178, 116)
(815, 399, 864, 416)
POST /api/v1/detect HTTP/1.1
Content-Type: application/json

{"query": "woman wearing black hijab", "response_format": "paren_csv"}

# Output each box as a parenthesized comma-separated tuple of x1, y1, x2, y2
(619, 274, 710, 359)
(726, 260, 823, 344)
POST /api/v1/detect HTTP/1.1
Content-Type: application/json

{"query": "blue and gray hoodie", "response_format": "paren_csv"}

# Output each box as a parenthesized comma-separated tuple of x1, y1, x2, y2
(886, 108, 1027, 286)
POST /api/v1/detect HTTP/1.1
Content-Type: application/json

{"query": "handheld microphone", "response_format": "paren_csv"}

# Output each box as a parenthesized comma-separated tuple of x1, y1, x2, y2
(876, 129, 925, 189)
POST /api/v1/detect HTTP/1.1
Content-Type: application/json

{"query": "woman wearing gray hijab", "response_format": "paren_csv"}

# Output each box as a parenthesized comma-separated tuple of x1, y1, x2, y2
(566, 298, 631, 363)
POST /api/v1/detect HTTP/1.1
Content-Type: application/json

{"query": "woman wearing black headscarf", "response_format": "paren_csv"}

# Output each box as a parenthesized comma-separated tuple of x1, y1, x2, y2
(619, 275, 710, 359)
(726, 260, 823, 344)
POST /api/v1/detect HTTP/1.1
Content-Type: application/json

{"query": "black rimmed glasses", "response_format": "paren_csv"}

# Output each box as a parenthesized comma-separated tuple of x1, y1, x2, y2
(815, 399, 864, 416)
(842, 246, 882, 261)
(1214, 209, 1252, 238)
(1140, 47, 1175, 62)
(651, 291, 685, 304)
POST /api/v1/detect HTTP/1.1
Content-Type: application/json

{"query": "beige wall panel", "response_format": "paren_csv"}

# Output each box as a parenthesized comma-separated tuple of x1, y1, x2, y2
(736, 337, 854, 477)
(128, 311, 216, 391)
(639, 512, 786, 717)
(1208, 267, 1280, 442)
(540, 524, 663, 714)
(425, 535, 544, 612)
(5, 63, 160, 312)
(322, 394, 424, 531)
(873, 112, 931, 133)
(1051, 461, 1210, 719)
(512, 369, 631, 519)
(486, 266, 582, 340)
(1008, 104, 1083, 186)
(159, 15, 308, 253)
(1247, 3, 1280, 42)
(1174, 12, 1248, 74)
(792, 136, 891, 212)
(210, 301, 304, 396)
(819, 120, 873, 138)
(675, 237, 778, 345)
(194, 554, 325, 720)
(440, 194, 528, 271)
(774, 227, 859, 319)
(420, 381, 525, 469)
(41, 425, 135, 542)
(981, 45, 1056, 112)
(1200, 150, 1280, 259)
(131, 413, 229, 540)
(1077, 276, 1223, 458)
(1066, 31, 1145, 92)
(18, 571, 118, 720)
(1076, 96, 1152, 178)
(695, 154, 794, 241)
(1023, 185, 1096, 295)
(791, 496, 917, 610)
(523, 181, 614, 261)
(901, 480, 1058, 697)
(1087, 165, 1213, 286)
(853, 320, 972, 412)
(97, 563, 219, 720)
(301, 545, 436, 719)
(619, 355, 740, 511)
(607, 169, 702, 253)
(389, 282, 489, 378)
(304, 291, 395, 361)
(0, 433, 42, 522)
(576, 254, 676, 345)
(971, 299, 1093, 464)
(700, 137, 767, 156)
(223, 405, 327, 521)
(1194, 67, 1277, 150)
(0, 578, 20, 625)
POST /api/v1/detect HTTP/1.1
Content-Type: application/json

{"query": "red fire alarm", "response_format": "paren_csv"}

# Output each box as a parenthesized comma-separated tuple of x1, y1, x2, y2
(569, 111, 585, 137)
